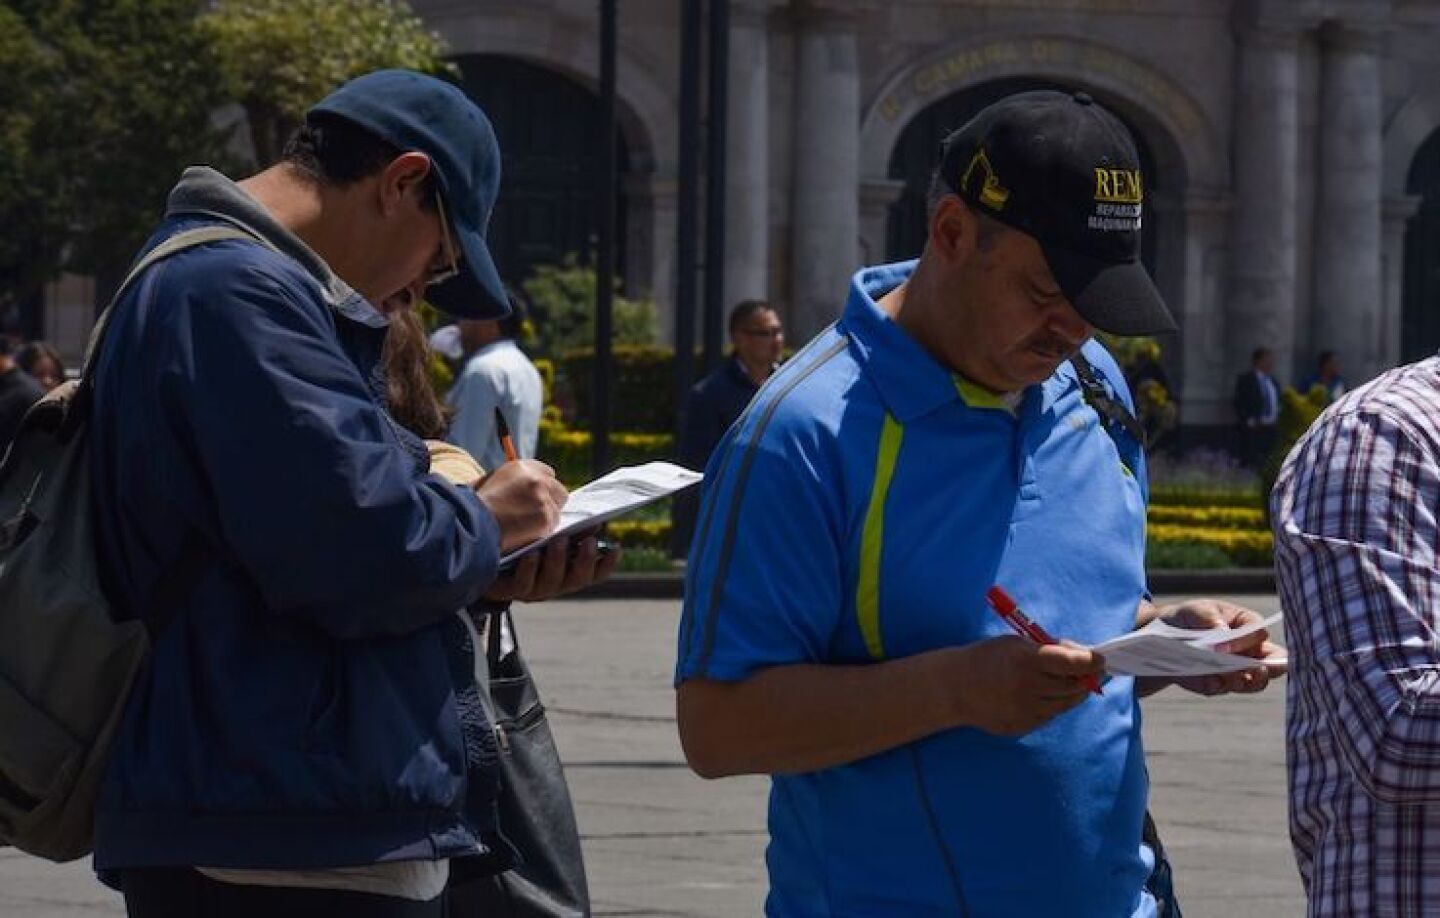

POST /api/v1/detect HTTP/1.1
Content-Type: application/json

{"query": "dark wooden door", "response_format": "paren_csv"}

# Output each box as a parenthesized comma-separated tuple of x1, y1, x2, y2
(453, 55, 629, 291)
(1404, 128, 1440, 363)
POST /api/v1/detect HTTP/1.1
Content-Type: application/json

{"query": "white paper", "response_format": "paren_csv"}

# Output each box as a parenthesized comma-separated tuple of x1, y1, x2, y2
(498, 461, 702, 566)
(1090, 613, 1284, 677)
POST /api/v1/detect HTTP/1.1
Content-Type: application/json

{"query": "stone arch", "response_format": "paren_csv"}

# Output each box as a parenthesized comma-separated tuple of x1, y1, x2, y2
(860, 35, 1226, 194)
(434, 13, 671, 173)
(1388, 92, 1440, 362)
(858, 36, 1230, 412)
(429, 12, 676, 304)
(1384, 90, 1440, 198)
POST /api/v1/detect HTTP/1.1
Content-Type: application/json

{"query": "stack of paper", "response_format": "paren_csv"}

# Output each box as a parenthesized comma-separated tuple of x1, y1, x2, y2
(1091, 613, 1287, 677)
(499, 461, 702, 567)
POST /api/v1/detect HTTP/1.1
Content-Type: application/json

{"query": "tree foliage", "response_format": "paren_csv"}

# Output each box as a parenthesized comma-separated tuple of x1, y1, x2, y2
(0, 0, 232, 316)
(521, 254, 658, 359)
(200, 0, 456, 167)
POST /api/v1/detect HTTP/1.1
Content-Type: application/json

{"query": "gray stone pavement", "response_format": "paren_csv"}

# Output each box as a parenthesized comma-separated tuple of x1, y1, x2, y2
(1, 594, 1301, 917)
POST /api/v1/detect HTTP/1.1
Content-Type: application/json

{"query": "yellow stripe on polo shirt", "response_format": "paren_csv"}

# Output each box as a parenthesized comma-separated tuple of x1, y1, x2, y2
(954, 375, 1016, 413)
(857, 412, 904, 661)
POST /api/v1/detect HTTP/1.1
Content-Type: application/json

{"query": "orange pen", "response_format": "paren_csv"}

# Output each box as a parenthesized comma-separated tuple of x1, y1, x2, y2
(494, 407, 519, 463)
(985, 585, 1104, 696)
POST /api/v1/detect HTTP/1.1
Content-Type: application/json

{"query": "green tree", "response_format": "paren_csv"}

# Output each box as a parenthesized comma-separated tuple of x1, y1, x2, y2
(0, 0, 232, 316)
(521, 254, 659, 358)
(0, 6, 63, 322)
(200, 0, 456, 167)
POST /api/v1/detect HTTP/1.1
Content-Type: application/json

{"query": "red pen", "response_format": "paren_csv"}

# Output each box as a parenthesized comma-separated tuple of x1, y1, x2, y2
(985, 585, 1103, 696)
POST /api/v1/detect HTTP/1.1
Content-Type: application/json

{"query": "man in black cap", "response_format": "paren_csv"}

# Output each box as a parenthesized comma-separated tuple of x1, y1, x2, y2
(87, 70, 614, 916)
(675, 90, 1282, 916)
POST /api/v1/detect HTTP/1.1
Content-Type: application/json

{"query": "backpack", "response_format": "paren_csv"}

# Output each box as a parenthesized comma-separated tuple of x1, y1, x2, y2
(0, 225, 256, 862)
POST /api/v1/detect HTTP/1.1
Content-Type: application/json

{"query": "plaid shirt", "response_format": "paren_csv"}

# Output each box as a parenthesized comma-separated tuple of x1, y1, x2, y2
(1273, 355, 1440, 916)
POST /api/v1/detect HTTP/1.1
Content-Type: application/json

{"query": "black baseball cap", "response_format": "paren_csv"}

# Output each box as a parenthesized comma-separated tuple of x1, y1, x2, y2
(310, 69, 511, 320)
(940, 89, 1176, 336)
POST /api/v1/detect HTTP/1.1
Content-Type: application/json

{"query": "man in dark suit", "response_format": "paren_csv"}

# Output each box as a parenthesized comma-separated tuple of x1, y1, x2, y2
(1234, 346, 1280, 467)
(671, 300, 784, 558)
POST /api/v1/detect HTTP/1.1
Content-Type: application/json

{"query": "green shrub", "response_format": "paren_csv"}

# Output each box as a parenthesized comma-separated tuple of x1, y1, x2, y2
(1258, 386, 1329, 516)
(1148, 487, 1265, 509)
(1145, 540, 1235, 569)
(538, 418, 674, 487)
(616, 546, 676, 572)
(521, 254, 657, 358)
(559, 345, 678, 433)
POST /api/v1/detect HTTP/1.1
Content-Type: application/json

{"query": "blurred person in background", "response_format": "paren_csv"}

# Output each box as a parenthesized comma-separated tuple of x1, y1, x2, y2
(671, 300, 784, 558)
(0, 335, 44, 452)
(1233, 345, 1280, 467)
(442, 288, 543, 475)
(1299, 350, 1346, 403)
(15, 340, 66, 392)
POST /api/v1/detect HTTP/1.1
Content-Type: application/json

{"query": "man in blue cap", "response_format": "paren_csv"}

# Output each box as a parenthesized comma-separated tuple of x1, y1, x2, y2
(88, 70, 614, 916)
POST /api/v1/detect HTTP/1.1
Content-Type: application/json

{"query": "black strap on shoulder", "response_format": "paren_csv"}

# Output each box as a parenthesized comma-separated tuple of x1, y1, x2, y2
(140, 536, 214, 640)
(1071, 352, 1147, 451)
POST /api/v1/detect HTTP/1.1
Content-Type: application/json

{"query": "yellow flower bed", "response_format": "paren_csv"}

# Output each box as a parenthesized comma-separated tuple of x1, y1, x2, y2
(1147, 505, 1266, 530)
(1147, 523, 1273, 566)
(605, 519, 671, 549)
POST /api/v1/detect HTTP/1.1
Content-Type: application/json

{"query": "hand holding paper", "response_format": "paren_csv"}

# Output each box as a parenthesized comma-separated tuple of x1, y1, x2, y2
(499, 461, 703, 567)
(1092, 603, 1287, 684)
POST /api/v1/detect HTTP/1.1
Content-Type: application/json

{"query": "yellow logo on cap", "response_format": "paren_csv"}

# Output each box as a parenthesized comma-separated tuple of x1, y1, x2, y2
(1094, 168, 1143, 204)
(962, 148, 1010, 211)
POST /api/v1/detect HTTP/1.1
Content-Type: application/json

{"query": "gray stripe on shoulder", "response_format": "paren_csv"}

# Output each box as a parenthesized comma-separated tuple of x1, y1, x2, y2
(680, 325, 843, 656)
(694, 335, 851, 674)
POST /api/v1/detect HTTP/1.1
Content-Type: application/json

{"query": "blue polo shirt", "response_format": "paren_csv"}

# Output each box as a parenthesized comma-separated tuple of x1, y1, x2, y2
(676, 260, 1155, 917)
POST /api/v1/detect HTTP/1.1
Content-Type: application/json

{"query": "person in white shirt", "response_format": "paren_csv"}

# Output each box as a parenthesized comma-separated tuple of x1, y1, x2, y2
(444, 295, 544, 473)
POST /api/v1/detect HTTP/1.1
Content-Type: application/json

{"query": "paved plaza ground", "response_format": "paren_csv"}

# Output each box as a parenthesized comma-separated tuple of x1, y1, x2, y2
(2, 593, 1301, 917)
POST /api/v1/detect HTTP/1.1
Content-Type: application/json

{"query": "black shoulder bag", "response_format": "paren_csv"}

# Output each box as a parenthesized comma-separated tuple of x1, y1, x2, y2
(1071, 353, 1181, 918)
(449, 606, 590, 918)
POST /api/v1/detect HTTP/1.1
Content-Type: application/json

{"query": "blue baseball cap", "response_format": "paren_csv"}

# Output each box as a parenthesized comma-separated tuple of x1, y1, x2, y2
(310, 69, 511, 320)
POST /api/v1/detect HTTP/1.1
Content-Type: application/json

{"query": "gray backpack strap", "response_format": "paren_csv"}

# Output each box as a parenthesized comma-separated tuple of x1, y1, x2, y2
(62, 226, 263, 443)
(80, 225, 261, 377)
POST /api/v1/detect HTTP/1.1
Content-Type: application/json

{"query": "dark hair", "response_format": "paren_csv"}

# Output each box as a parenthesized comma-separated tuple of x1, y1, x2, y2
(382, 309, 452, 440)
(1252, 347, 1272, 364)
(16, 341, 62, 375)
(0, 336, 13, 358)
(1317, 350, 1336, 369)
(282, 112, 437, 208)
(499, 292, 528, 341)
(728, 300, 776, 337)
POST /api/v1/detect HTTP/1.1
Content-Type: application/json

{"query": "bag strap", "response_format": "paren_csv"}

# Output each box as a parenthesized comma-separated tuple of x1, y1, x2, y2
(63, 226, 265, 441)
(1071, 352, 1147, 452)
(86, 225, 266, 636)
(485, 603, 513, 666)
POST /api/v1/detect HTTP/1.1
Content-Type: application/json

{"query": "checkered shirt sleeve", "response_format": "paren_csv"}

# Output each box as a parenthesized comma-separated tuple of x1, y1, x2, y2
(1273, 361, 1440, 916)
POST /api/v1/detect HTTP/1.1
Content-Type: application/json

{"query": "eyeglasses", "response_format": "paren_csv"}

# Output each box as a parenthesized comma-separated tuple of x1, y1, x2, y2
(737, 327, 784, 339)
(427, 193, 461, 288)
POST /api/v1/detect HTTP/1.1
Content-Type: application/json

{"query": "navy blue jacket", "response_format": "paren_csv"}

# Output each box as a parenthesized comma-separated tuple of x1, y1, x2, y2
(89, 169, 505, 873)
(671, 358, 762, 557)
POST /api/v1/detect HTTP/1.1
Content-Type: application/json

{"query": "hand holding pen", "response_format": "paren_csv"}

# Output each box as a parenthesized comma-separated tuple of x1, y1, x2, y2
(987, 586, 1104, 696)
(494, 406, 519, 463)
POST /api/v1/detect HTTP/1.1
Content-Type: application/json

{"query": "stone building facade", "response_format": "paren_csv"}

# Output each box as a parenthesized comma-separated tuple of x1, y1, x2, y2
(34, 0, 1440, 427)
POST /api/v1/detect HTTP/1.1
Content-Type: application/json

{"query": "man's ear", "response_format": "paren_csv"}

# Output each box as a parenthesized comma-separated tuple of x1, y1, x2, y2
(378, 152, 434, 216)
(928, 195, 976, 266)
